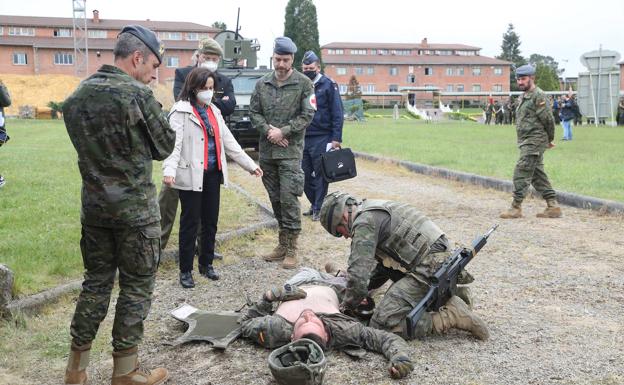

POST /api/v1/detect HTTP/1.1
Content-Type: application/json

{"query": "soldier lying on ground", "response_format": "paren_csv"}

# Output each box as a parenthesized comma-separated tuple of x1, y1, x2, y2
(239, 268, 414, 380)
(319, 191, 490, 340)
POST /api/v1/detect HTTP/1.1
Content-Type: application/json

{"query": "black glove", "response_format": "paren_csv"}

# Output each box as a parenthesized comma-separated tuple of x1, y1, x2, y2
(389, 355, 414, 379)
(263, 284, 307, 302)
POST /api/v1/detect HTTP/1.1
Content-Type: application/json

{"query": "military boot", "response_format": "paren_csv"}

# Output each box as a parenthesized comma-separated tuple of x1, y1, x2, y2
(64, 342, 91, 385)
(500, 200, 522, 219)
(263, 229, 288, 262)
(111, 347, 168, 385)
(431, 296, 489, 340)
(536, 199, 562, 218)
(281, 232, 299, 270)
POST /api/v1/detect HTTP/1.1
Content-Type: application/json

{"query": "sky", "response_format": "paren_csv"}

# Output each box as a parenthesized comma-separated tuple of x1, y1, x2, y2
(1, 0, 622, 77)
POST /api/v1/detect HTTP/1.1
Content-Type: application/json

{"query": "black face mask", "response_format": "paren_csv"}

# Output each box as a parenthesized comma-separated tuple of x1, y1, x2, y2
(304, 70, 317, 81)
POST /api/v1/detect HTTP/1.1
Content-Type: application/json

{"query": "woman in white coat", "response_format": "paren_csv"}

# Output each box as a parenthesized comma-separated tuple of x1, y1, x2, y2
(163, 67, 262, 288)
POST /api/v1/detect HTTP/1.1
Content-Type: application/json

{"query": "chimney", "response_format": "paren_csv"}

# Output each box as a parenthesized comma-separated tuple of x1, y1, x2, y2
(421, 37, 428, 46)
(93, 10, 100, 23)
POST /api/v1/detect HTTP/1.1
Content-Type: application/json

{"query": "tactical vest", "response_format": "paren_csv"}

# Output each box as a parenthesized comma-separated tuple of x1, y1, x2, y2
(356, 199, 444, 273)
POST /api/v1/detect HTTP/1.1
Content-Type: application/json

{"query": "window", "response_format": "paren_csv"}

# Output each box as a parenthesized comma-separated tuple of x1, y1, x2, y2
(367, 66, 374, 75)
(157, 31, 182, 40)
(166, 56, 179, 68)
(446, 67, 453, 76)
(336, 67, 347, 75)
(494, 67, 503, 75)
(446, 84, 454, 92)
(12, 52, 27, 65)
(53, 28, 72, 37)
(370, 49, 377, 55)
(424, 84, 435, 89)
(354, 67, 363, 75)
(0, 27, 3, 35)
(186, 32, 209, 41)
(456, 67, 464, 76)
(88, 29, 107, 38)
(339, 84, 347, 94)
(350, 49, 366, 55)
(396, 50, 411, 55)
(407, 74, 415, 83)
(472, 67, 481, 76)
(456, 84, 464, 92)
(492, 84, 503, 92)
(389, 67, 398, 76)
(424, 67, 433, 75)
(54, 52, 74, 65)
(389, 84, 398, 92)
(457, 50, 476, 56)
(472, 84, 481, 92)
(365, 84, 375, 93)
(9, 27, 34, 36)
(379, 49, 389, 55)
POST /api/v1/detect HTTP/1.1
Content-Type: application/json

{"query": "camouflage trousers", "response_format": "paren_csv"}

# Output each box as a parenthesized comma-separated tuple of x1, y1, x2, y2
(260, 158, 304, 232)
(512, 148, 556, 203)
(70, 222, 161, 351)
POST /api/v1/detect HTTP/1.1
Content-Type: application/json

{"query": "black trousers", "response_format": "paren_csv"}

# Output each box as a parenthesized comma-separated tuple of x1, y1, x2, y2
(178, 169, 222, 273)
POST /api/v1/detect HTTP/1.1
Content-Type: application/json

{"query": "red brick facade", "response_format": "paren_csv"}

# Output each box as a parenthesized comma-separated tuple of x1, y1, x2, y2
(0, 13, 218, 84)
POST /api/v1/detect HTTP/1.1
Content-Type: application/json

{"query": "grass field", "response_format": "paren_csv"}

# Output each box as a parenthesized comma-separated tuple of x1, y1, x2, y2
(344, 118, 624, 202)
(0, 119, 258, 295)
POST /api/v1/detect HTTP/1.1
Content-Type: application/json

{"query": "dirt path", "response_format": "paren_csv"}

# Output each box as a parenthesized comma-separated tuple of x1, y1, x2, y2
(20, 159, 624, 385)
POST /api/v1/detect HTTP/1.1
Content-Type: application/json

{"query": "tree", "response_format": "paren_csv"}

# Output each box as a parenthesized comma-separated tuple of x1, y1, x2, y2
(529, 54, 562, 91)
(284, 0, 321, 67)
(497, 24, 526, 91)
(211, 21, 227, 30)
(346, 75, 362, 100)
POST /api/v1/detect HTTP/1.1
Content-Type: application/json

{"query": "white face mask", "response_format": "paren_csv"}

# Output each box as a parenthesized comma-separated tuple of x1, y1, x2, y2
(200, 60, 219, 72)
(196, 90, 214, 105)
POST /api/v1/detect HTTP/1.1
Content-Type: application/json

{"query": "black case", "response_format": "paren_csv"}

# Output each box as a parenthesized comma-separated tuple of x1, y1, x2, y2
(320, 148, 357, 182)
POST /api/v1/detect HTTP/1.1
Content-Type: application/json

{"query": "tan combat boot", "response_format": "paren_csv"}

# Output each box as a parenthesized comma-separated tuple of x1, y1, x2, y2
(431, 296, 489, 340)
(111, 347, 168, 385)
(536, 198, 562, 218)
(281, 232, 299, 270)
(500, 200, 522, 219)
(64, 342, 91, 385)
(263, 229, 288, 262)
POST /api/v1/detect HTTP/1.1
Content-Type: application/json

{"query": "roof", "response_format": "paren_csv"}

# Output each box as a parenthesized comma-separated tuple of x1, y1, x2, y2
(322, 42, 481, 51)
(0, 14, 219, 32)
(0, 35, 203, 51)
(324, 55, 512, 66)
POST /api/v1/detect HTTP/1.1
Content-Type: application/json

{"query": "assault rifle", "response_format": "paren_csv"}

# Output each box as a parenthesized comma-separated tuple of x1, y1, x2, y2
(405, 224, 498, 339)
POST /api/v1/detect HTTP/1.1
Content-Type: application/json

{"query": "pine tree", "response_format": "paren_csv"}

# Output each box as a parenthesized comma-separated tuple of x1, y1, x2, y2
(284, 0, 322, 67)
(497, 24, 526, 91)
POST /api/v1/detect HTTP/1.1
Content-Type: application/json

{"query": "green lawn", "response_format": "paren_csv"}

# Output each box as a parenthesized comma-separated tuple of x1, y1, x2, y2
(344, 119, 624, 202)
(0, 119, 257, 295)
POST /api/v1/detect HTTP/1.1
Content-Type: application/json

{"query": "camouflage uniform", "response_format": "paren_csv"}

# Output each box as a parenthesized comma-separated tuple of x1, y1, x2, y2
(250, 70, 315, 232)
(63, 64, 175, 351)
(511, 87, 556, 204)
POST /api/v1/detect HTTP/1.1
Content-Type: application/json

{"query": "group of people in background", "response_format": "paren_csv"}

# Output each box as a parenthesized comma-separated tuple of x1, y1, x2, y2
(484, 97, 516, 125)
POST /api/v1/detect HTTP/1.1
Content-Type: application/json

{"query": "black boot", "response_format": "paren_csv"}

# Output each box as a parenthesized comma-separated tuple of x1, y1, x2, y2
(302, 207, 313, 216)
(199, 264, 220, 280)
(179, 271, 195, 288)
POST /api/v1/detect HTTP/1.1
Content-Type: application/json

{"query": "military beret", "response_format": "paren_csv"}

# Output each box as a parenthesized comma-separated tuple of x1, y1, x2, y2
(516, 64, 536, 77)
(302, 50, 320, 65)
(198, 37, 223, 57)
(273, 36, 297, 55)
(119, 25, 164, 64)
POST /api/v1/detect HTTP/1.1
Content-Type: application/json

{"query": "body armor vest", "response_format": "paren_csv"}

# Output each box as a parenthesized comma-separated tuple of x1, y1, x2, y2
(356, 199, 444, 272)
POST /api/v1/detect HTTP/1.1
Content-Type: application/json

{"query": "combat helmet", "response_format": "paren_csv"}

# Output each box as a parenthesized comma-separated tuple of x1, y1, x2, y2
(319, 191, 358, 237)
(268, 338, 326, 385)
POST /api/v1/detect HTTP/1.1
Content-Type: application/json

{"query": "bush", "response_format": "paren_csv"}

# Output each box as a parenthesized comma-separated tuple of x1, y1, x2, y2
(47, 101, 64, 119)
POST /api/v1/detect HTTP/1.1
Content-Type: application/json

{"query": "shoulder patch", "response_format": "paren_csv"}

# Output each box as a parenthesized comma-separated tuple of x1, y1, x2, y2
(309, 94, 317, 111)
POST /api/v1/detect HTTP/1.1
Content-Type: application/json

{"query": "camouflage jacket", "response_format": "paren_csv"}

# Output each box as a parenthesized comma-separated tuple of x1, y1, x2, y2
(63, 64, 175, 228)
(240, 299, 410, 363)
(515, 87, 555, 151)
(250, 70, 315, 159)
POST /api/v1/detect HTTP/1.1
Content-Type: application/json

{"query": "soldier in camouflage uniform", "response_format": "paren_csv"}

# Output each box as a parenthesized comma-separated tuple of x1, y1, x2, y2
(250, 37, 315, 269)
(319, 191, 490, 341)
(500, 64, 562, 219)
(240, 281, 415, 380)
(62, 25, 175, 385)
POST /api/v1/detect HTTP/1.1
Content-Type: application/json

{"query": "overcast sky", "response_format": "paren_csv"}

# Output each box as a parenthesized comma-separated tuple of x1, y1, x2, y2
(2, 0, 622, 77)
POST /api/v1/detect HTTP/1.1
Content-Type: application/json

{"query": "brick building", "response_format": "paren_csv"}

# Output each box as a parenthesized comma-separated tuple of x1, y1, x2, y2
(0, 12, 218, 84)
(321, 39, 512, 102)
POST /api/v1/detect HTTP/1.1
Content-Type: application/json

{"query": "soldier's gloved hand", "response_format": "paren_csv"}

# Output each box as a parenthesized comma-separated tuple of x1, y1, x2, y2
(263, 284, 307, 302)
(389, 355, 414, 379)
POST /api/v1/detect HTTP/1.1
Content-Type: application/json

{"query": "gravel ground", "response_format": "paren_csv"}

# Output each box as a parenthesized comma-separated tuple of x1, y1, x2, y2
(18, 159, 624, 385)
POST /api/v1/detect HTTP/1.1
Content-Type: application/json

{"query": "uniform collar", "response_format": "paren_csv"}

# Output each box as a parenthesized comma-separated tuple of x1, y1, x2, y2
(312, 73, 323, 85)
(266, 70, 302, 87)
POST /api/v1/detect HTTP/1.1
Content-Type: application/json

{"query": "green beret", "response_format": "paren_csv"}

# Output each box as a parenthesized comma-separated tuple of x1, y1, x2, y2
(198, 37, 223, 57)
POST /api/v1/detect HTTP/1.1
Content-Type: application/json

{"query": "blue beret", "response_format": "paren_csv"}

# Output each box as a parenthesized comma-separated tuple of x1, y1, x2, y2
(119, 25, 164, 64)
(302, 50, 319, 65)
(516, 64, 536, 77)
(273, 36, 297, 55)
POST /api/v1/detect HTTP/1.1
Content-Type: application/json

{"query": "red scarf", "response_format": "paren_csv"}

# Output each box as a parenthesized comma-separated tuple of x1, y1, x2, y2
(192, 105, 222, 171)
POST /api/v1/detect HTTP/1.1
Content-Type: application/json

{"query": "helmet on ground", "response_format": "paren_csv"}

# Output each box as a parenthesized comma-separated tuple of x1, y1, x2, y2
(319, 191, 357, 237)
(268, 338, 326, 385)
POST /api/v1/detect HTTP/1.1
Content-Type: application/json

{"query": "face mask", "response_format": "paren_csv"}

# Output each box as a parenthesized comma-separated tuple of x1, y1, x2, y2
(200, 60, 219, 72)
(196, 90, 214, 105)
(304, 70, 317, 81)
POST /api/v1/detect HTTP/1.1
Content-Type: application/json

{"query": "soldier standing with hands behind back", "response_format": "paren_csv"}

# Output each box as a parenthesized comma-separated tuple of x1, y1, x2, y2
(250, 37, 315, 270)
(500, 64, 562, 219)
(62, 25, 175, 385)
